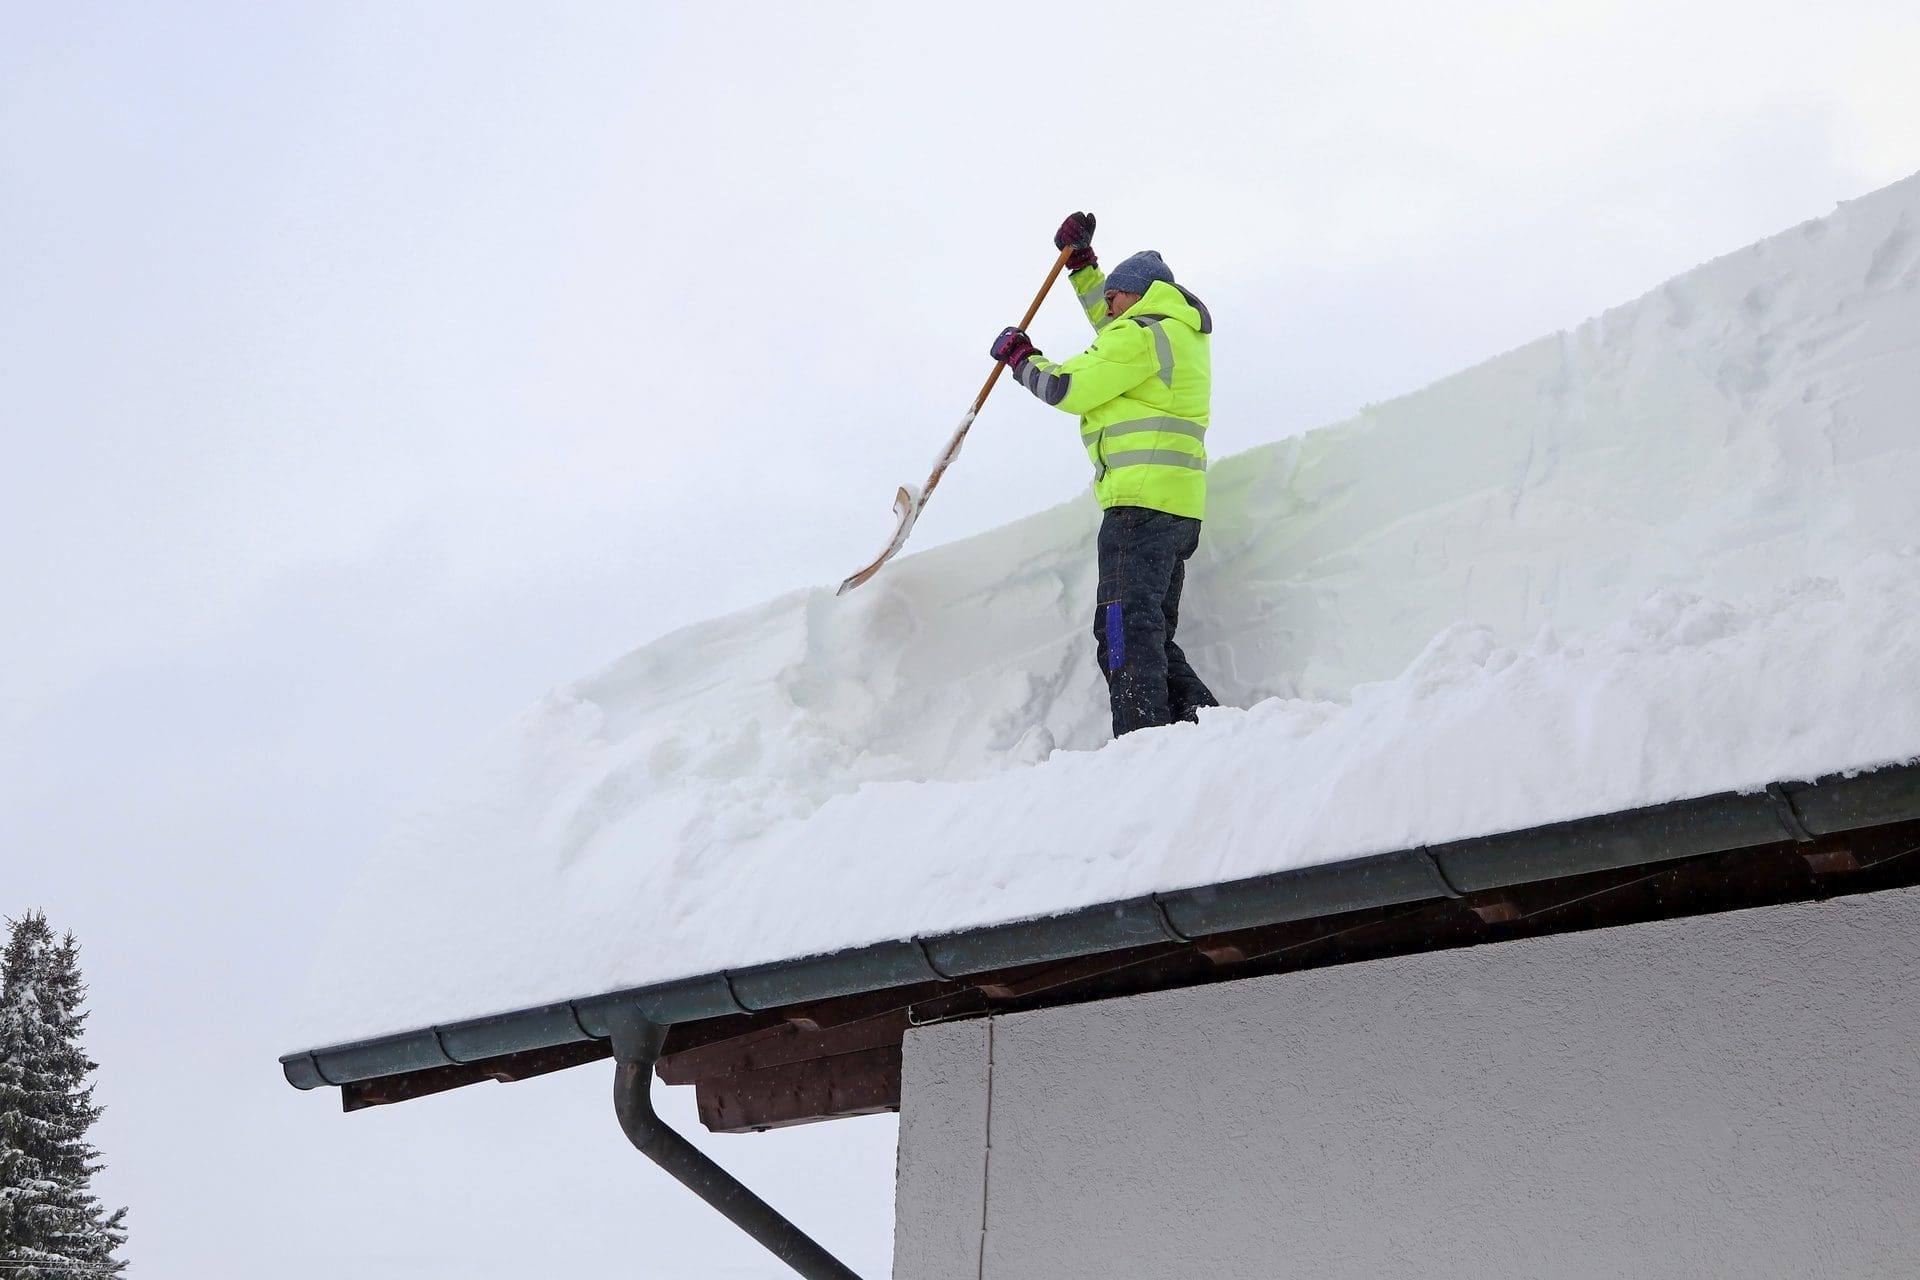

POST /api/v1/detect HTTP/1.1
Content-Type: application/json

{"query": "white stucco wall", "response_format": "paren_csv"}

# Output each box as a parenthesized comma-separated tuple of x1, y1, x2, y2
(893, 885, 1920, 1280)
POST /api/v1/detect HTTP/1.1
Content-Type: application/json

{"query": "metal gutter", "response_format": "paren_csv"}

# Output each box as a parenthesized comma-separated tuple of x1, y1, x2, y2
(281, 761, 1920, 1093)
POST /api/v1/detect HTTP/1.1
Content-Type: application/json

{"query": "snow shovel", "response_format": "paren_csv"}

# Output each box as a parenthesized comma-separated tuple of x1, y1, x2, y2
(836, 243, 1078, 595)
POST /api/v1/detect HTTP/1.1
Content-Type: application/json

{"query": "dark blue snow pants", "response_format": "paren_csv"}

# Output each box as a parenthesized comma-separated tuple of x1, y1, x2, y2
(1093, 505, 1219, 738)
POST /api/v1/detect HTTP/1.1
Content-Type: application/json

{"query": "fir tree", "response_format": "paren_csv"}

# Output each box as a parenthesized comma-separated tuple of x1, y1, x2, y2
(0, 912, 128, 1278)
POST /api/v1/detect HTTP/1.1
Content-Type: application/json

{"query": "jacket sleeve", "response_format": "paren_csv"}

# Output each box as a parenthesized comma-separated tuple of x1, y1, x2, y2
(1010, 320, 1156, 414)
(1069, 264, 1111, 333)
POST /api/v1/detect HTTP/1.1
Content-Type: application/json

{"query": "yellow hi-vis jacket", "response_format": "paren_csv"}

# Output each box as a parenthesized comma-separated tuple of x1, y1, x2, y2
(1009, 265, 1213, 519)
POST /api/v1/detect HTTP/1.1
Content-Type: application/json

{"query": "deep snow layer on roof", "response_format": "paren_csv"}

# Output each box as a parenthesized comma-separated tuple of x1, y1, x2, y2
(296, 172, 1920, 1050)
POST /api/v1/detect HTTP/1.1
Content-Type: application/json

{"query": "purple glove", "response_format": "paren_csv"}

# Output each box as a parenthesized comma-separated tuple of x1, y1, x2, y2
(1053, 210, 1097, 270)
(990, 326, 1037, 367)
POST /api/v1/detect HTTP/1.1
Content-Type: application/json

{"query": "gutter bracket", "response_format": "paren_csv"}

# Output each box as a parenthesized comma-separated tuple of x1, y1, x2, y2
(1766, 784, 1817, 843)
(566, 1001, 596, 1041)
(910, 936, 958, 981)
(718, 972, 753, 1014)
(1147, 894, 1193, 942)
(606, 1005, 865, 1280)
(1419, 846, 1468, 899)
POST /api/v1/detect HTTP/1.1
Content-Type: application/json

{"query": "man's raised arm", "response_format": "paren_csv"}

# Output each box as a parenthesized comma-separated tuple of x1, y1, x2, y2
(1055, 210, 1111, 333)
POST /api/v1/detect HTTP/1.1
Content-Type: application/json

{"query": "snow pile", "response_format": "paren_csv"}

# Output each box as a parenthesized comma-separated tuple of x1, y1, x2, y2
(300, 173, 1920, 1048)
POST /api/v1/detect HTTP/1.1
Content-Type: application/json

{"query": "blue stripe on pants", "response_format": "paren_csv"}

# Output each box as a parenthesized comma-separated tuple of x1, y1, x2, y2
(1104, 601, 1126, 673)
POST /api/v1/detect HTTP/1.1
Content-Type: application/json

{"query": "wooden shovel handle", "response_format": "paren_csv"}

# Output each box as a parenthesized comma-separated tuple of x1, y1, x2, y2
(971, 243, 1078, 414)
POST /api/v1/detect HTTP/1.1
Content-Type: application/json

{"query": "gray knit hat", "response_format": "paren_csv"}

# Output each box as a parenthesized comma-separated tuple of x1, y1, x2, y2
(1104, 249, 1174, 296)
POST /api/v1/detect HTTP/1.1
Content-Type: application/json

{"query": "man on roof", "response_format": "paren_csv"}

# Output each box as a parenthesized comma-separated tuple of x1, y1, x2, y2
(990, 211, 1220, 738)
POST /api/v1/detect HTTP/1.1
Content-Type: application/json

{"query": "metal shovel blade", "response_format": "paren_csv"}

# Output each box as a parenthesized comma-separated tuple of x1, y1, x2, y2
(836, 483, 924, 595)
(832, 246, 1072, 597)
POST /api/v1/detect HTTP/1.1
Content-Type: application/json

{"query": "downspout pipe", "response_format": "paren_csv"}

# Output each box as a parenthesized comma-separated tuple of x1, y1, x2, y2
(607, 1006, 866, 1280)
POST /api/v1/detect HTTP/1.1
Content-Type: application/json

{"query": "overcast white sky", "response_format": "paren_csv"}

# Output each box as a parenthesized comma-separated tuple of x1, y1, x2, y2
(1, 2, 1916, 1276)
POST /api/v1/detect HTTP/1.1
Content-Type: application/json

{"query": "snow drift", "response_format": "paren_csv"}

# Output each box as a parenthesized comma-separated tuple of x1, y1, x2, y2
(298, 173, 1920, 1049)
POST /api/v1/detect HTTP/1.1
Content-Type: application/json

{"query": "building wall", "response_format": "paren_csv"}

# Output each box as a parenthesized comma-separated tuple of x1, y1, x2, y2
(892, 885, 1920, 1280)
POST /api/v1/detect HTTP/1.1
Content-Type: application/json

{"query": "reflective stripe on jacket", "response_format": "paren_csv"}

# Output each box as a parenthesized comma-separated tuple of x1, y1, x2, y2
(1010, 266, 1213, 519)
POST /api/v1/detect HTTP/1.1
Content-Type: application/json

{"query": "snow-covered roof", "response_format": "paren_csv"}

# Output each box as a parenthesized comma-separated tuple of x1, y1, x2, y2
(289, 172, 1920, 1068)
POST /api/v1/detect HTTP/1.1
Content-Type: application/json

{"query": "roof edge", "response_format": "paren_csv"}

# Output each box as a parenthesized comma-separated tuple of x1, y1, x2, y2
(281, 760, 1920, 1091)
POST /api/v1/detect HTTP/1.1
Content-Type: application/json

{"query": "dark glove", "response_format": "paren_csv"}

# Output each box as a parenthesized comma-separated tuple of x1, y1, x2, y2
(990, 326, 1037, 367)
(1053, 210, 1097, 270)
